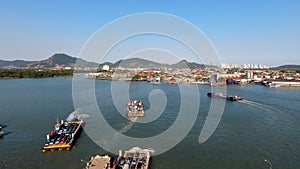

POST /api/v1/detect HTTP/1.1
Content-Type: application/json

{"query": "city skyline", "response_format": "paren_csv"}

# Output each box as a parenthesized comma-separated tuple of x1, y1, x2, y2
(0, 1, 300, 65)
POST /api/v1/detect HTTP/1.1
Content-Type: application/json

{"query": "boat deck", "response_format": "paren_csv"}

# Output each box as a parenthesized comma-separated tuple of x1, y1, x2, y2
(85, 148, 151, 169)
(85, 155, 111, 169)
(42, 120, 83, 152)
(116, 149, 151, 169)
(127, 100, 145, 117)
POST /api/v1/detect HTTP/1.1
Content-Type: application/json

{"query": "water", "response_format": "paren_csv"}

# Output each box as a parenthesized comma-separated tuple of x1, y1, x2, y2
(0, 78, 299, 169)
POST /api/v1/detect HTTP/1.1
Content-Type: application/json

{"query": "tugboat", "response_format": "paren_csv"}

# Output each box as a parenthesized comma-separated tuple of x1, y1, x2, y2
(207, 92, 243, 101)
(0, 125, 4, 137)
(42, 119, 83, 152)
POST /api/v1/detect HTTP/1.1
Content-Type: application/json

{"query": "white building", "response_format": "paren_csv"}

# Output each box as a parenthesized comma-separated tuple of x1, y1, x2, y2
(102, 65, 110, 71)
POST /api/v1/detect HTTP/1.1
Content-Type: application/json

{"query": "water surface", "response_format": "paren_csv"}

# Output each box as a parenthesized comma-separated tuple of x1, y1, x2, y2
(0, 78, 299, 169)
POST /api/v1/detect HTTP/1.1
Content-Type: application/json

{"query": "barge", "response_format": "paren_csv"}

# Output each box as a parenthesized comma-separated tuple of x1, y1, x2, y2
(42, 119, 83, 152)
(84, 147, 151, 169)
(84, 155, 114, 169)
(127, 100, 144, 117)
(207, 92, 243, 101)
(116, 148, 151, 169)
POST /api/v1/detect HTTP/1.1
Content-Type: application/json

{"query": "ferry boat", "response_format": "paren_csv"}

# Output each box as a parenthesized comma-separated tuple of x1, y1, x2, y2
(0, 125, 4, 137)
(207, 92, 243, 101)
(42, 119, 83, 152)
(84, 147, 151, 169)
(116, 148, 151, 169)
(127, 100, 144, 117)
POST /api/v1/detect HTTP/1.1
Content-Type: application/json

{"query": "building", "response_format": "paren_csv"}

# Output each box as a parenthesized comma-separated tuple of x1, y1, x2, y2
(102, 65, 110, 71)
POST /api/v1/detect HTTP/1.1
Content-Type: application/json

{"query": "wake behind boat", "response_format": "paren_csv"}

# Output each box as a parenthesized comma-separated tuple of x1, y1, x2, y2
(207, 92, 243, 101)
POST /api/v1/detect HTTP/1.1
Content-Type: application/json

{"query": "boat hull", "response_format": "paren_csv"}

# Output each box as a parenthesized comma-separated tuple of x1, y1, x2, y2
(207, 92, 243, 101)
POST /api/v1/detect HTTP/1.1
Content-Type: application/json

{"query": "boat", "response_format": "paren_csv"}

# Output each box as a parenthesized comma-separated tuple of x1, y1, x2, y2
(207, 92, 243, 101)
(42, 119, 83, 152)
(0, 125, 4, 137)
(116, 147, 151, 169)
(84, 147, 152, 169)
(83, 155, 115, 169)
(127, 100, 144, 117)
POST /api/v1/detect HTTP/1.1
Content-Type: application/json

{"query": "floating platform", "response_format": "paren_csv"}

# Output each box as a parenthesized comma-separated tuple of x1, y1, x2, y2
(117, 148, 151, 169)
(84, 148, 151, 169)
(127, 100, 145, 117)
(42, 120, 83, 152)
(207, 92, 243, 101)
(84, 155, 113, 169)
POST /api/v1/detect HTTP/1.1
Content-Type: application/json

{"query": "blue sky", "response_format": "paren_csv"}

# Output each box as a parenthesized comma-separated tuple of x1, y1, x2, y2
(0, 0, 299, 65)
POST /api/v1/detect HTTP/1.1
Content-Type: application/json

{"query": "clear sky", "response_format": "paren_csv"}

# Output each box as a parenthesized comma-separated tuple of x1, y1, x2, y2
(0, 0, 299, 66)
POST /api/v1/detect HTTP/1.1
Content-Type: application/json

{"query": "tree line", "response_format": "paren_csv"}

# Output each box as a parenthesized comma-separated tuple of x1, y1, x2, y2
(0, 69, 73, 78)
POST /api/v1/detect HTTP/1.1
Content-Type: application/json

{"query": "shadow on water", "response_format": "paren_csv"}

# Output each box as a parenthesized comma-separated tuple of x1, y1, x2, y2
(2, 131, 12, 137)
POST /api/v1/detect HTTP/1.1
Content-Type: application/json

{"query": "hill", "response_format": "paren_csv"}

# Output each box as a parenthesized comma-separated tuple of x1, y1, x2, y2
(27, 53, 99, 68)
(0, 53, 206, 69)
(110, 58, 168, 68)
(0, 59, 34, 67)
(171, 60, 205, 69)
(276, 65, 300, 70)
(0, 53, 99, 68)
(99, 58, 205, 69)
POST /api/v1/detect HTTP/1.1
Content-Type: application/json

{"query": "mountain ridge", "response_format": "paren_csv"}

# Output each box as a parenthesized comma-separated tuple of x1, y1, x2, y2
(0, 53, 206, 69)
(1, 53, 299, 69)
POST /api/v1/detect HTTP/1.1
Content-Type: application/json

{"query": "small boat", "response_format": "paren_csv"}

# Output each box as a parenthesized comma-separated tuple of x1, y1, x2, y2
(207, 92, 243, 101)
(0, 125, 4, 137)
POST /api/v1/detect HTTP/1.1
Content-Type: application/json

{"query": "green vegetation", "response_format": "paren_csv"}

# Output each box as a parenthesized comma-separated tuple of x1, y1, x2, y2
(277, 65, 300, 70)
(132, 74, 147, 81)
(280, 70, 286, 73)
(0, 69, 73, 78)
